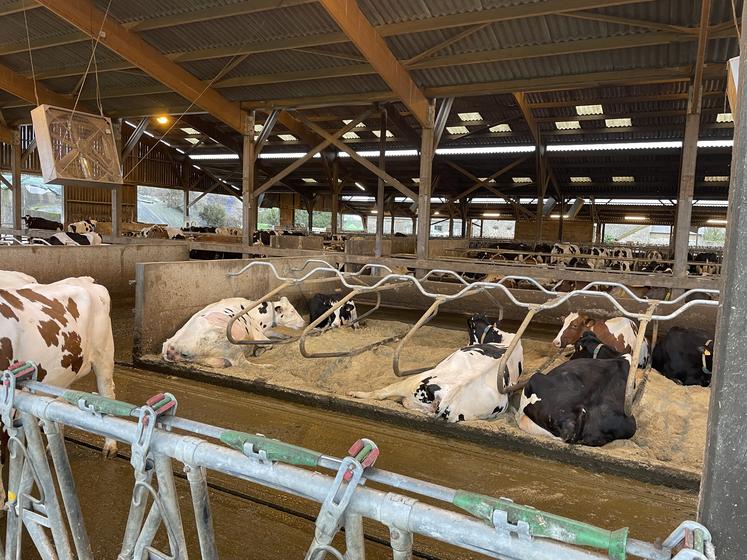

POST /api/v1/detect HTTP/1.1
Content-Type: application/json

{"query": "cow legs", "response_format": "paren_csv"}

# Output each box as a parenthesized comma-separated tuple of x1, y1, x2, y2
(92, 354, 117, 458)
(348, 380, 410, 402)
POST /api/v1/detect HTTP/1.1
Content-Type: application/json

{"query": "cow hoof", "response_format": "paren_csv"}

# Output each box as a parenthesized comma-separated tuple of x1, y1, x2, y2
(102, 439, 118, 459)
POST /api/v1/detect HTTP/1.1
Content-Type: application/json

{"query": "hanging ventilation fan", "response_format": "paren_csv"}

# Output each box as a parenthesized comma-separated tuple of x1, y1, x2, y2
(31, 104, 123, 187)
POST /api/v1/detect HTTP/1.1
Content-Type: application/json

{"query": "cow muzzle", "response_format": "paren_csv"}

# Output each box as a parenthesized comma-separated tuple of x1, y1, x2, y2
(164, 346, 181, 362)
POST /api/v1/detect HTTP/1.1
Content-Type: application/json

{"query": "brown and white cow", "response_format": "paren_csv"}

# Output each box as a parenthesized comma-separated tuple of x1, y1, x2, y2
(0, 270, 37, 289)
(552, 312, 649, 367)
(0, 277, 117, 456)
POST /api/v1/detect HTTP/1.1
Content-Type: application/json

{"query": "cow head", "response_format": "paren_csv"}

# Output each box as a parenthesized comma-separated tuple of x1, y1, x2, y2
(553, 312, 595, 348)
(339, 300, 359, 328)
(698, 339, 714, 380)
(272, 297, 305, 329)
(467, 313, 503, 345)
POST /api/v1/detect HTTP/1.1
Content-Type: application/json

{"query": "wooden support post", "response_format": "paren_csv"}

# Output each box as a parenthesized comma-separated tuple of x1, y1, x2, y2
(11, 129, 21, 229)
(375, 109, 387, 257)
(111, 119, 123, 237)
(242, 111, 256, 245)
(416, 101, 436, 261)
(331, 156, 339, 236)
(673, 85, 702, 277)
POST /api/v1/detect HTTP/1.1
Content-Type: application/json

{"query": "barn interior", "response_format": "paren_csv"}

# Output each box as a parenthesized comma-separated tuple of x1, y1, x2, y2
(0, 0, 745, 558)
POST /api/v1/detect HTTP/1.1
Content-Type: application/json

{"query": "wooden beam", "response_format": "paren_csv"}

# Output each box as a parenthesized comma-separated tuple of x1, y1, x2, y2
(0, 122, 12, 145)
(180, 114, 242, 153)
(35, 0, 244, 131)
(691, 0, 712, 111)
(0, 61, 77, 108)
(561, 11, 697, 34)
(317, 0, 430, 127)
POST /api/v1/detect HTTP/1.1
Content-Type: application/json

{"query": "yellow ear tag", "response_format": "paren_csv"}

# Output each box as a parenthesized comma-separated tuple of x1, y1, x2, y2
(7, 491, 16, 502)
(703, 349, 711, 356)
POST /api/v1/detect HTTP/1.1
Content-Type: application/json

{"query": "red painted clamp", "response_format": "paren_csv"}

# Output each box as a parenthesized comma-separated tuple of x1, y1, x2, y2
(344, 438, 379, 481)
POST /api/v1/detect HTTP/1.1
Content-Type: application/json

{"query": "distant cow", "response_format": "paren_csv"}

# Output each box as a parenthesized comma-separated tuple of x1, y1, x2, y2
(0, 277, 117, 456)
(609, 247, 633, 272)
(162, 297, 305, 368)
(138, 225, 185, 240)
(350, 314, 523, 422)
(216, 227, 241, 237)
(0, 270, 37, 288)
(652, 326, 714, 386)
(550, 242, 580, 264)
(67, 220, 97, 234)
(23, 216, 62, 231)
(553, 312, 649, 367)
(690, 252, 720, 276)
(49, 232, 103, 246)
(517, 355, 636, 446)
(309, 294, 359, 329)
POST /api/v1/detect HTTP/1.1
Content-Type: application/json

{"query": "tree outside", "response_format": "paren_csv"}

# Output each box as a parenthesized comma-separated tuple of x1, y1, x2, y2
(198, 203, 227, 227)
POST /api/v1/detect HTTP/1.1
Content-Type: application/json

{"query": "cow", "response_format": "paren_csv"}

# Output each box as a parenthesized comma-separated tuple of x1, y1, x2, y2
(553, 312, 649, 367)
(516, 355, 637, 446)
(252, 231, 275, 245)
(67, 219, 97, 234)
(0, 270, 37, 288)
(309, 294, 359, 329)
(587, 247, 608, 269)
(349, 314, 523, 422)
(216, 227, 242, 237)
(651, 326, 714, 386)
(138, 225, 185, 240)
(183, 224, 217, 233)
(22, 216, 62, 231)
(550, 242, 580, 265)
(640, 261, 671, 273)
(162, 297, 306, 368)
(188, 249, 241, 260)
(0, 277, 117, 457)
(609, 247, 633, 272)
(690, 252, 720, 275)
(49, 232, 103, 246)
(569, 331, 624, 360)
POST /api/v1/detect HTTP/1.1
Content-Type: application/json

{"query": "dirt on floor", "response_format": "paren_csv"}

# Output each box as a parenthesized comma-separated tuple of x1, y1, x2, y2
(143, 318, 709, 477)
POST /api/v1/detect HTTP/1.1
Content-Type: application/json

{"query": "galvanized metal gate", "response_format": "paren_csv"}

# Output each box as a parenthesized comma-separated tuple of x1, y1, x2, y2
(0, 361, 715, 559)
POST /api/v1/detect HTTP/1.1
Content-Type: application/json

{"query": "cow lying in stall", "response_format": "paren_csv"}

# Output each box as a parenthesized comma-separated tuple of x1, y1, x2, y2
(67, 219, 97, 234)
(162, 297, 306, 368)
(652, 326, 714, 387)
(349, 313, 523, 422)
(22, 215, 62, 231)
(0, 275, 117, 457)
(309, 294, 359, 329)
(49, 232, 103, 246)
(517, 332, 637, 446)
(553, 312, 649, 367)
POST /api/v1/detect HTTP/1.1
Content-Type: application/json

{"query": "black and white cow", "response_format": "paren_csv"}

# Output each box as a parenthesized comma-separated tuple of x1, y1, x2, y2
(609, 247, 633, 272)
(550, 242, 580, 265)
(49, 232, 103, 246)
(651, 326, 714, 386)
(517, 355, 637, 446)
(350, 314, 523, 422)
(569, 331, 624, 360)
(309, 293, 359, 329)
(67, 219, 97, 234)
(23, 215, 62, 231)
(587, 247, 608, 269)
(690, 252, 720, 275)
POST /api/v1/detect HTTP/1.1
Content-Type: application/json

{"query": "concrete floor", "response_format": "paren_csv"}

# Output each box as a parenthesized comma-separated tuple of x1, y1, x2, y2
(48, 365, 698, 559)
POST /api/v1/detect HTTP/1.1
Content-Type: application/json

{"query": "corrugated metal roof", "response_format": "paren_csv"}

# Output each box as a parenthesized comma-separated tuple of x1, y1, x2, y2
(221, 74, 390, 102)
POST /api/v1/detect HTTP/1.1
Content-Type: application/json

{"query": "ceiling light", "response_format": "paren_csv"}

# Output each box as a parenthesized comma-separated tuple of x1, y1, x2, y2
(570, 176, 592, 183)
(175, 148, 185, 154)
(489, 123, 512, 133)
(458, 112, 483, 122)
(189, 153, 239, 160)
(156, 116, 169, 125)
(478, 177, 496, 183)
(555, 120, 581, 130)
(576, 104, 604, 116)
(254, 124, 264, 133)
(704, 175, 730, 182)
(372, 129, 394, 138)
(612, 176, 635, 182)
(355, 182, 366, 191)
(716, 112, 734, 123)
(302, 178, 317, 183)
(342, 119, 365, 128)
(698, 140, 733, 148)
(624, 215, 648, 221)
(370, 210, 378, 214)
(180, 127, 200, 135)
(605, 118, 632, 127)
(707, 218, 727, 225)
(434, 211, 441, 216)
(550, 214, 570, 219)
(277, 134, 297, 142)
(342, 131, 359, 140)
(482, 212, 501, 217)
(512, 176, 532, 184)
(185, 138, 200, 145)
(446, 125, 469, 134)
(412, 177, 420, 183)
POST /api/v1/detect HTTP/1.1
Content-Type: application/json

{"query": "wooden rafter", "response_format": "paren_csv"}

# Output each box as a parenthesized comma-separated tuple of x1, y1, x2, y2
(0, 61, 77, 109)
(35, 0, 244, 132)
(691, 0, 712, 111)
(317, 0, 430, 127)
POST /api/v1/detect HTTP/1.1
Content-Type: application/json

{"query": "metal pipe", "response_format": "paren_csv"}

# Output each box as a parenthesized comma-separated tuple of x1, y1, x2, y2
(344, 513, 366, 560)
(392, 298, 445, 377)
(185, 465, 219, 560)
(496, 307, 540, 394)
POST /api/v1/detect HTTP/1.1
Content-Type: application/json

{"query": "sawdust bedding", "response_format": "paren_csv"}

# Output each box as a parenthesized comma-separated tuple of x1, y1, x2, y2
(144, 319, 708, 476)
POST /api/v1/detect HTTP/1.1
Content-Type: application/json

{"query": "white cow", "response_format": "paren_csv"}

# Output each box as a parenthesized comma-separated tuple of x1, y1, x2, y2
(0, 277, 116, 456)
(350, 331, 523, 423)
(67, 219, 97, 234)
(49, 232, 103, 246)
(162, 297, 306, 368)
(0, 270, 37, 288)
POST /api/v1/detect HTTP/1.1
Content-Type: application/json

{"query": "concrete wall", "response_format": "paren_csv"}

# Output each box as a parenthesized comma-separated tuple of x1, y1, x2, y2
(389, 236, 416, 255)
(0, 243, 189, 296)
(270, 235, 324, 250)
(133, 255, 338, 357)
(428, 238, 468, 258)
(345, 237, 392, 257)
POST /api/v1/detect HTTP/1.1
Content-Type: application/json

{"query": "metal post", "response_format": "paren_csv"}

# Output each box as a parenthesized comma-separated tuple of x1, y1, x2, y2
(119, 468, 155, 559)
(375, 109, 387, 257)
(186, 464, 218, 560)
(11, 129, 21, 229)
(673, 85, 702, 277)
(389, 527, 413, 560)
(183, 188, 190, 224)
(243, 111, 257, 245)
(344, 513, 365, 560)
(698, 4, 747, 554)
(111, 185, 122, 239)
(416, 101, 436, 261)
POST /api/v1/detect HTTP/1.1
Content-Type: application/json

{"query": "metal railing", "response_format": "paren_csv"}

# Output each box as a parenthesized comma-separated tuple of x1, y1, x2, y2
(0, 362, 716, 560)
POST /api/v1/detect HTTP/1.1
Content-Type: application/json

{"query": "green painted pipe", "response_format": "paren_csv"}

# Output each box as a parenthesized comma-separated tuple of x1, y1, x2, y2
(220, 430, 322, 467)
(62, 390, 138, 418)
(453, 491, 628, 560)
